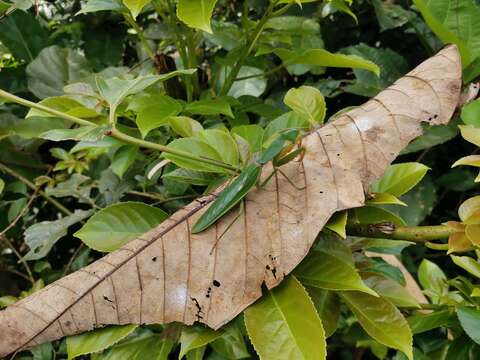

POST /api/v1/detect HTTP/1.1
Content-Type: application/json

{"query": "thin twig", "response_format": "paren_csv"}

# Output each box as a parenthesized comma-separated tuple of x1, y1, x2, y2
(0, 235, 34, 285)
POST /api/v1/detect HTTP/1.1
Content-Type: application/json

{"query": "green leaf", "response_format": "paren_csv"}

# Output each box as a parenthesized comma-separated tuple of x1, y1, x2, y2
(77, 0, 127, 14)
(134, 96, 183, 137)
(123, 0, 151, 18)
(26, 46, 92, 99)
(176, 0, 218, 33)
(27, 97, 99, 119)
(0, 177, 4, 194)
(179, 326, 223, 359)
(342, 44, 409, 97)
(40, 125, 110, 142)
(196, 129, 240, 167)
(372, 0, 410, 31)
(226, 66, 267, 98)
(232, 125, 264, 153)
(162, 168, 214, 186)
(349, 206, 407, 226)
(370, 162, 430, 197)
(407, 309, 456, 334)
(263, 112, 309, 146)
(412, 0, 476, 67)
(460, 125, 480, 147)
(275, 48, 380, 76)
(284, 86, 326, 125)
(164, 137, 227, 173)
(461, 99, 480, 127)
(451, 255, 480, 279)
(169, 116, 203, 138)
(210, 323, 250, 359)
(74, 202, 168, 252)
(401, 121, 459, 154)
(457, 307, 480, 344)
(459, 196, 480, 222)
(23, 210, 93, 261)
(185, 98, 234, 118)
(97, 70, 195, 112)
(111, 145, 138, 178)
(0, 295, 17, 309)
(325, 211, 348, 238)
(367, 193, 406, 206)
(295, 234, 377, 296)
(305, 287, 340, 338)
(341, 292, 413, 360)
(244, 276, 326, 360)
(362, 273, 420, 308)
(0, 10, 47, 62)
(418, 259, 448, 303)
(385, 177, 437, 226)
(67, 325, 138, 360)
(97, 330, 175, 360)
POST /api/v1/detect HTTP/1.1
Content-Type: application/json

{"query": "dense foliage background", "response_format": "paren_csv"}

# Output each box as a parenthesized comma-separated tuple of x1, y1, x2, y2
(1, 0, 480, 359)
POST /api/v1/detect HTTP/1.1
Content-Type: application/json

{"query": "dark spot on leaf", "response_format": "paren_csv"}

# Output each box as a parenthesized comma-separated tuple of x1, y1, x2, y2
(213, 280, 221, 287)
(103, 296, 113, 303)
(152, 257, 157, 262)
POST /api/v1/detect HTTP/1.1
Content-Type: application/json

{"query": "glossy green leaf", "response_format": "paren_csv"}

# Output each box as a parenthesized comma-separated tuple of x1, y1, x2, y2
(162, 168, 214, 185)
(362, 273, 420, 308)
(210, 323, 250, 359)
(169, 116, 203, 138)
(295, 234, 377, 295)
(341, 291, 413, 360)
(275, 48, 380, 76)
(177, 0, 218, 33)
(349, 206, 407, 226)
(342, 44, 409, 97)
(461, 99, 480, 127)
(123, 0, 151, 18)
(179, 326, 223, 359)
(77, 0, 127, 14)
(325, 211, 348, 238)
(27, 97, 99, 119)
(306, 287, 340, 338)
(226, 66, 267, 98)
(263, 112, 309, 146)
(411, 0, 471, 65)
(370, 162, 430, 197)
(407, 309, 455, 334)
(232, 125, 264, 153)
(135, 101, 182, 138)
(164, 137, 227, 173)
(459, 125, 480, 147)
(402, 121, 459, 155)
(0, 10, 47, 62)
(367, 193, 406, 206)
(74, 202, 168, 252)
(459, 196, 480, 222)
(245, 276, 326, 360)
(196, 129, 240, 167)
(418, 259, 448, 303)
(40, 125, 110, 142)
(23, 210, 93, 261)
(0, 177, 4, 195)
(26, 46, 92, 99)
(185, 98, 234, 118)
(67, 325, 138, 360)
(457, 307, 480, 344)
(111, 145, 138, 178)
(96, 70, 195, 112)
(451, 255, 480, 279)
(97, 330, 175, 360)
(284, 86, 326, 125)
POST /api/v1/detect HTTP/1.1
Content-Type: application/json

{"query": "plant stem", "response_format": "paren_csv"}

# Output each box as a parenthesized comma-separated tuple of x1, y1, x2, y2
(0, 89, 92, 127)
(0, 89, 239, 173)
(110, 128, 238, 173)
(235, 63, 285, 81)
(0, 162, 72, 216)
(0, 235, 35, 285)
(219, 1, 290, 96)
(346, 222, 455, 243)
(124, 14, 156, 61)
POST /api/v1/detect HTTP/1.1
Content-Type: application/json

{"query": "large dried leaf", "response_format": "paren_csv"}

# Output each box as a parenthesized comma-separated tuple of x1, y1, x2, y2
(0, 45, 462, 357)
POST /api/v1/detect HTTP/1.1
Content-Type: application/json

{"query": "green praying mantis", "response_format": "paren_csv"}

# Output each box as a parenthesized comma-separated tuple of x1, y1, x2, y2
(191, 128, 305, 234)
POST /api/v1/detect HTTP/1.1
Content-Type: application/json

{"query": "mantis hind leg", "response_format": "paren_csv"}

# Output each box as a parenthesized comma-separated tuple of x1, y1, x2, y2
(277, 168, 306, 191)
(209, 201, 244, 255)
